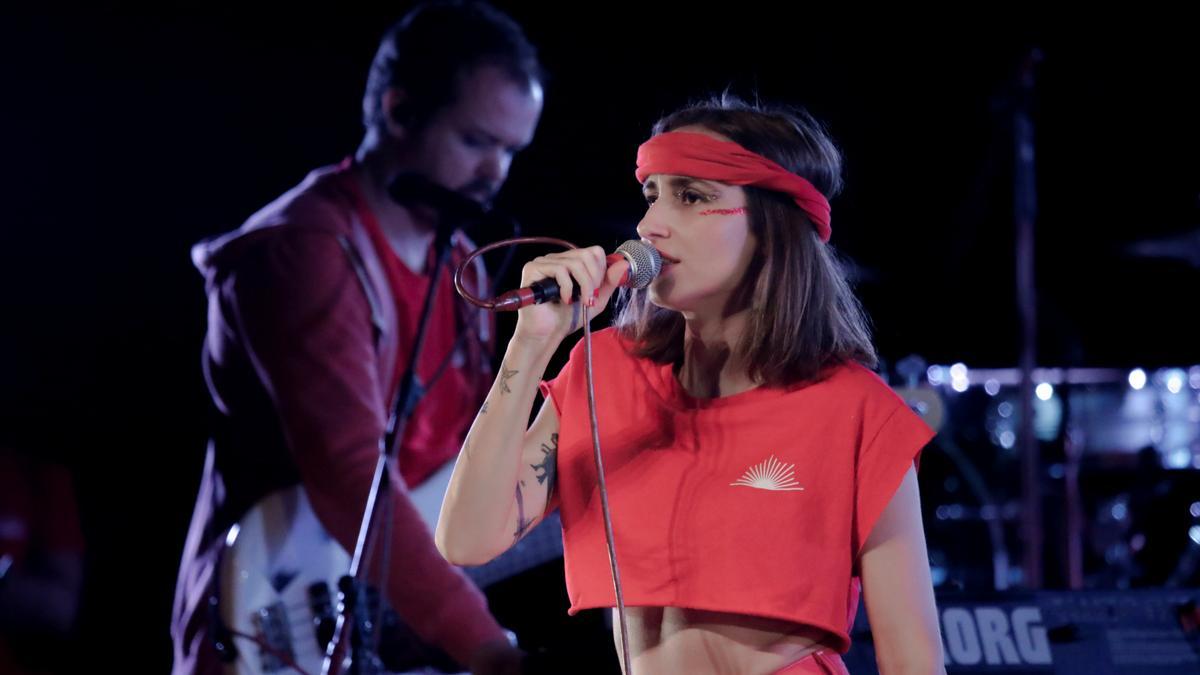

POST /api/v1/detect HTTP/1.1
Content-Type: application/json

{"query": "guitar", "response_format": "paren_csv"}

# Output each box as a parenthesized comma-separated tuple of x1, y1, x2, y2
(216, 460, 562, 675)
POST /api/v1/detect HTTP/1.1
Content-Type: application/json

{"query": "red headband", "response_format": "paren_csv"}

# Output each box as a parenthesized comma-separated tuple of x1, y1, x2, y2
(635, 131, 832, 242)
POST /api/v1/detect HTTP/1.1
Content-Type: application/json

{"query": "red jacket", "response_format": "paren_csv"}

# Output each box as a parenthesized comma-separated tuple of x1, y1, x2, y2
(171, 161, 500, 673)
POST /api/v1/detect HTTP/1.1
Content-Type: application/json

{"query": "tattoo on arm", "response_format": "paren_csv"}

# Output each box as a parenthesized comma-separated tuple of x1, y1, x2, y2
(480, 400, 489, 414)
(513, 481, 535, 540)
(514, 434, 558, 542)
(500, 365, 518, 394)
(531, 432, 559, 497)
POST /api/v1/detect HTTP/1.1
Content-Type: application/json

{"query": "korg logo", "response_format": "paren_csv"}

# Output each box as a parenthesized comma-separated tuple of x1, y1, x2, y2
(942, 606, 1053, 666)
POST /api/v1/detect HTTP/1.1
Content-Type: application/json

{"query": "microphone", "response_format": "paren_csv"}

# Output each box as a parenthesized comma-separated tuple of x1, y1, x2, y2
(491, 240, 661, 311)
(387, 173, 491, 241)
(387, 173, 489, 218)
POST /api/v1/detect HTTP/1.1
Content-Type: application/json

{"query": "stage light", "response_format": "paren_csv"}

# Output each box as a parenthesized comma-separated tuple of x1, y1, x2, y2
(1129, 368, 1147, 390)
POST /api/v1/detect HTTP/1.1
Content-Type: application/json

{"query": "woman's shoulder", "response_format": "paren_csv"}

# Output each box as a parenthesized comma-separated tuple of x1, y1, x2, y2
(804, 361, 910, 411)
(564, 326, 639, 361)
(556, 327, 663, 394)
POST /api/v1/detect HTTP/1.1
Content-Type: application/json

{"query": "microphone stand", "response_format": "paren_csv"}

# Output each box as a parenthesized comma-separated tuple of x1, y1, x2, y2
(323, 176, 483, 675)
(1013, 47, 1044, 590)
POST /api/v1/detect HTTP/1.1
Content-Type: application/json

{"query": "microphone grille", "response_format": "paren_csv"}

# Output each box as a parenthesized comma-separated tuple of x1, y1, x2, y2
(615, 240, 662, 289)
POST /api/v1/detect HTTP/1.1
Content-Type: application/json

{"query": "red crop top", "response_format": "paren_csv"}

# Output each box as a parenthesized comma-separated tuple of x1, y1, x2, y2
(539, 328, 934, 652)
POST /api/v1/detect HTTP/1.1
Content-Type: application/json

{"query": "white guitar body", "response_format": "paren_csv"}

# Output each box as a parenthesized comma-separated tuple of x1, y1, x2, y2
(219, 484, 353, 674)
(217, 460, 561, 675)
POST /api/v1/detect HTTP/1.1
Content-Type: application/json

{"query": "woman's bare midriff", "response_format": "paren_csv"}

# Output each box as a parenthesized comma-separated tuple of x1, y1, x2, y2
(614, 606, 835, 675)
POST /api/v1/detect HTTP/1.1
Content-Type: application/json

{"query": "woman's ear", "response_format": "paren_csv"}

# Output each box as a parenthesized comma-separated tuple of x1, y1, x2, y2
(381, 87, 412, 140)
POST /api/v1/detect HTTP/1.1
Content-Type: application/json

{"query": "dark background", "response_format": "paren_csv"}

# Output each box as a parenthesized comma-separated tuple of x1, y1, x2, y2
(2, 5, 1197, 671)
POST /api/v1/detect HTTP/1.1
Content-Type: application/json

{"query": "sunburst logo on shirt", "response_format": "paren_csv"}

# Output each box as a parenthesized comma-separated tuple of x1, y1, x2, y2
(730, 455, 805, 491)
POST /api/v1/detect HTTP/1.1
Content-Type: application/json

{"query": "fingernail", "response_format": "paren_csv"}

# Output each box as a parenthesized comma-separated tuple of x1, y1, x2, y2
(592, 288, 600, 299)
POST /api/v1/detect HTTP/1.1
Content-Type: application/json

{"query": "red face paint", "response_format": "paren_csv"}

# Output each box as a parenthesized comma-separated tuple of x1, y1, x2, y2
(698, 207, 747, 216)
